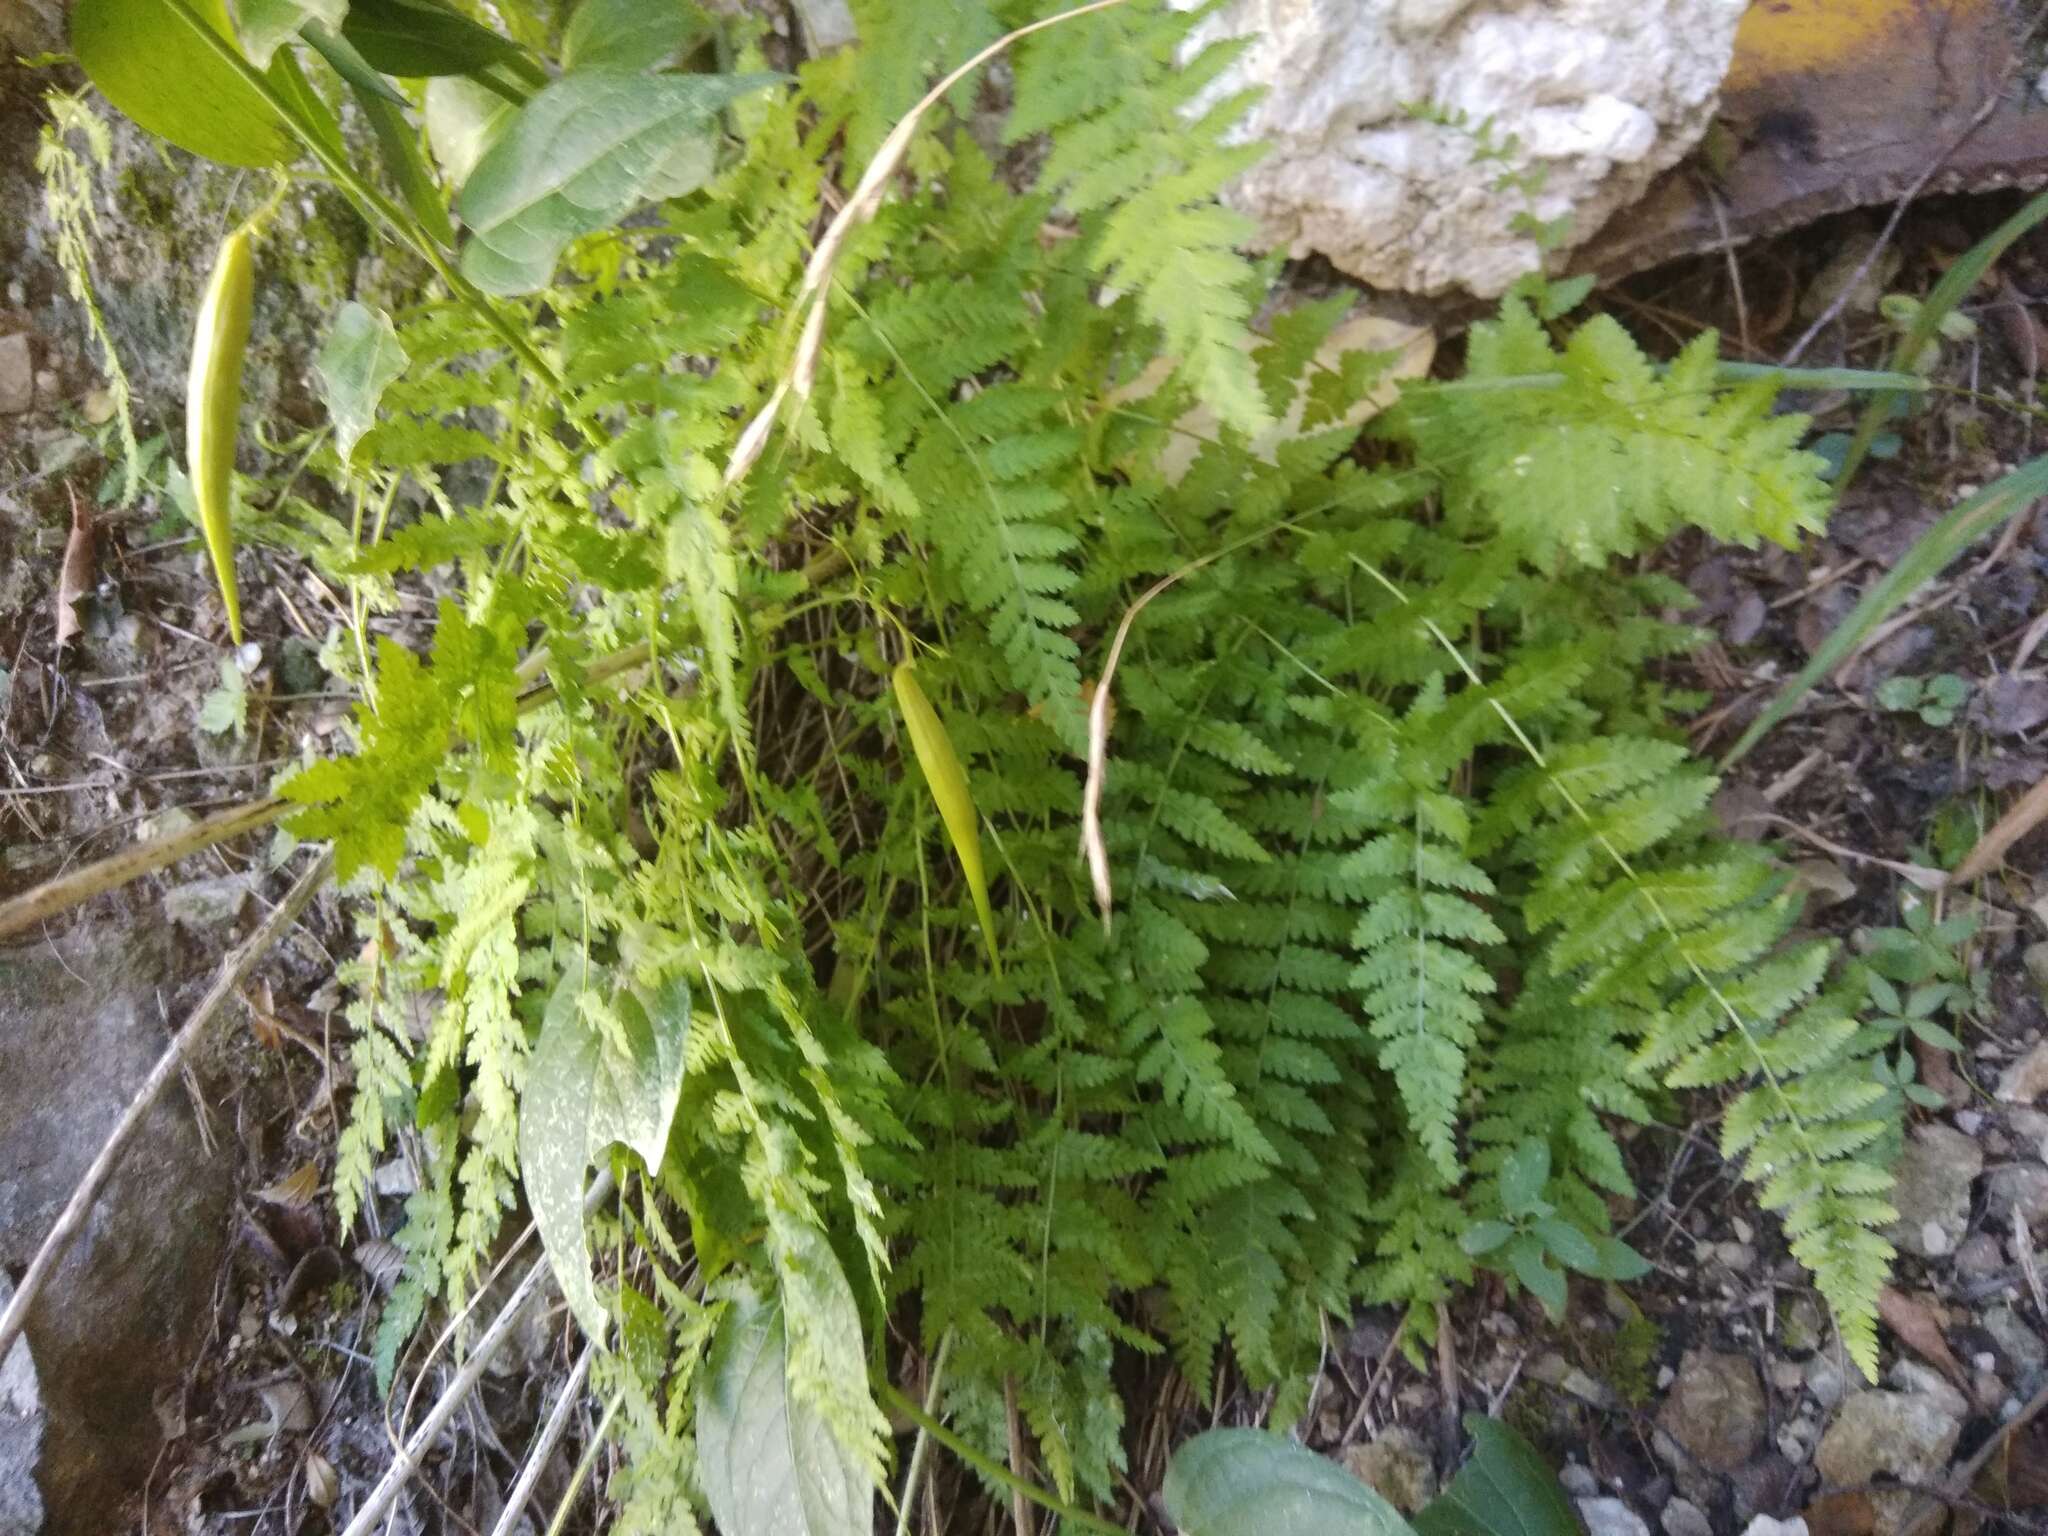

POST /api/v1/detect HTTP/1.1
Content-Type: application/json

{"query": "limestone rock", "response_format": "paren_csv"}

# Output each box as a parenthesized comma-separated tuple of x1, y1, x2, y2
(0, 929, 235, 1535)
(2000, 1040, 2048, 1104)
(1181, 0, 1746, 295)
(1815, 1392, 1961, 1536)
(0, 1277, 46, 1536)
(1578, 1498, 1652, 1536)
(1656, 1349, 1766, 1474)
(1342, 1427, 1436, 1515)
(1887, 1123, 1982, 1258)
(1661, 1497, 1713, 1536)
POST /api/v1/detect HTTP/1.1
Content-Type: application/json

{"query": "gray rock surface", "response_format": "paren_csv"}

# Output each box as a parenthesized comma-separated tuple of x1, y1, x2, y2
(0, 334, 31, 416)
(0, 928, 234, 1535)
(0, 1278, 45, 1536)
(1182, 0, 1746, 295)
(1986, 1164, 2048, 1227)
(1815, 1392, 1962, 1536)
(1887, 1123, 1982, 1258)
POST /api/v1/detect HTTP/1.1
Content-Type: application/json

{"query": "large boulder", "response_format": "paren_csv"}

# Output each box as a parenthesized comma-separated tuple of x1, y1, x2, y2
(1182, 0, 1745, 296)
(0, 928, 234, 1535)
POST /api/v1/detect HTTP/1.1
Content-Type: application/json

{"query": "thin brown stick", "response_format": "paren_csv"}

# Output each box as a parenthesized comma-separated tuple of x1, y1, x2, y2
(1004, 1373, 1035, 1536)
(0, 794, 290, 941)
(0, 847, 332, 1368)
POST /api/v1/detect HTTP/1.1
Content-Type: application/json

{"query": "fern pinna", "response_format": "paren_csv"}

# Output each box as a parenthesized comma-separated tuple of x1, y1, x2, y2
(267, 0, 1900, 1520)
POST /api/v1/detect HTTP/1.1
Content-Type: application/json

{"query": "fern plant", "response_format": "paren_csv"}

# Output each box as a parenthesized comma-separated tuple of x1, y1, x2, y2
(62, 0, 1907, 1523)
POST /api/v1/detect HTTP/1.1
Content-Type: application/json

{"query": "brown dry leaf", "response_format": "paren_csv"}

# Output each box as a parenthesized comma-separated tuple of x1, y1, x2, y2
(254, 1163, 321, 1210)
(1911, 1034, 1967, 1109)
(240, 979, 283, 1051)
(353, 1237, 404, 1293)
(1803, 1491, 1877, 1536)
(54, 485, 93, 649)
(1877, 1285, 1968, 1389)
(1954, 770, 2048, 885)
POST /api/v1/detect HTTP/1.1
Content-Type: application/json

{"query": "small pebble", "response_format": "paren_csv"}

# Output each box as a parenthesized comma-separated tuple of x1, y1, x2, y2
(1662, 1498, 1712, 1536)
(1956, 1109, 1985, 1135)
(1560, 1463, 1599, 1497)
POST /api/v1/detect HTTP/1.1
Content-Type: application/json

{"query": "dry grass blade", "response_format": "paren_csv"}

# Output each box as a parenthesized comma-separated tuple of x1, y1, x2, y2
(1083, 561, 1218, 929)
(55, 484, 93, 649)
(721, 0, 1134, 488)
(1950, 769, 2048, 885)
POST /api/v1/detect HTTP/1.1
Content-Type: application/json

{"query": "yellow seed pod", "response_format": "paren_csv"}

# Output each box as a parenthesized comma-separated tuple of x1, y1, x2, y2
(187, 226, 255, 644)
(892, 663, 1000, 973)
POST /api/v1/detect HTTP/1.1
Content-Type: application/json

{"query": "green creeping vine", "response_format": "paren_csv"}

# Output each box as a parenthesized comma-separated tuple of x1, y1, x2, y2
(74, 0, 1906, 1522)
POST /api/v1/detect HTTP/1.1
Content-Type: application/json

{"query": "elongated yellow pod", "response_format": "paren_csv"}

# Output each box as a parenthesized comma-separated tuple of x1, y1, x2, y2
(187, 227, 254, 644)
(893, 663, 1000, 973)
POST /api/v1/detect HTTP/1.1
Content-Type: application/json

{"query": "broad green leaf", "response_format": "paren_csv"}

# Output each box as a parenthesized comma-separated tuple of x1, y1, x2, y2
(1507, 1239, 1566, 1316)
(696, 1286, 873, 1536)
(518, 961, 690, 1340)
(1497, 1139, 1550, 1220)
(1414, 1417, 1578, 1536)
(1163, 1429, 1416, 1536)
(893, 663, 1000, 972)
(73, 0, 298, 167)
(457, 70, 780, 296)
(316, 301, 409, 465)
(1459, 1220, 1515, 1257)
(341, 0, 529, 76)
(424, 74, 514, 189)
(235, 0, 346, 66)
(1532, 1218, 1600, 1275)
(562, 0, 706, 72)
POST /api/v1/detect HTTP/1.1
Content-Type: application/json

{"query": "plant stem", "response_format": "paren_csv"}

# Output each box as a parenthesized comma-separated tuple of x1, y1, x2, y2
(155, 0, 563, 394)
(877, 1384, 1127, 1536)
(894, 1332, 953, 1536)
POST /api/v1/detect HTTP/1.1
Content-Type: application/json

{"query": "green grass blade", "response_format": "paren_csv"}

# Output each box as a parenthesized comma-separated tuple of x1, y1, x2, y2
(1836, 188, 2048, 491)
(1721, 452, 2048, 767)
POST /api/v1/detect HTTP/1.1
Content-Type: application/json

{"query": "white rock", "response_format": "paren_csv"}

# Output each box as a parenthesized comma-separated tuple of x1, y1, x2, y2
(1578, 1497, 1652, 1536)
(1741, 1520, 1810, 1536)
(1180, 0, 1746, 295)
(1662, 1499, 1712, 1536)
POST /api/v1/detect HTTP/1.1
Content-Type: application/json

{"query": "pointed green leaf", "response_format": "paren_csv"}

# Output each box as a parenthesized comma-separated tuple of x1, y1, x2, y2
(316, 301, 409, 465)
(1163, 1429, 1416, 1536)
(1413, 1417, 1578, 1536)
(341, 0, 528, 76)
(457, 70, 781, 295)
(893, 663, 1000, 973)
(696, 1287, 874, 1536)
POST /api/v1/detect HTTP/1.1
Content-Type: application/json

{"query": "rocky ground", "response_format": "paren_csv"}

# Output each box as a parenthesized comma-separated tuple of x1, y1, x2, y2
(6, 16, 2048, 1536)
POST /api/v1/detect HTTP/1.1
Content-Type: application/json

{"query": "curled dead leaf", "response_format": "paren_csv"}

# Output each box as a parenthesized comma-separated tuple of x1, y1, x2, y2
(1877, 1285, 1968, 1390)
(254, 1162, 321, 1210)
(304, 1450, 338, 1507)
(55, 485, 94, 649)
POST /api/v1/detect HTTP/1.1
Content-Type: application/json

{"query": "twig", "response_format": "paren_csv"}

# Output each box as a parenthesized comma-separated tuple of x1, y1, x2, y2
(0, 848, 332, 1369)
(1004, 1374, 1036, 1536)
(895, 1332, 954, 1536)
(486, 1340, 595, 1536)
(340, 1250, 555, 1536)
(1433, 1300, 1460, 1450)
(0, 794, 290, 940)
